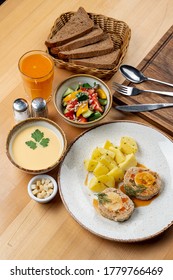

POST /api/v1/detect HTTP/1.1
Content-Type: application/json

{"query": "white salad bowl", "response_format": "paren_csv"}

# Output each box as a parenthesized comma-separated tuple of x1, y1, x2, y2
(53, 74, 112, 128)
(28, 174, 58, 203)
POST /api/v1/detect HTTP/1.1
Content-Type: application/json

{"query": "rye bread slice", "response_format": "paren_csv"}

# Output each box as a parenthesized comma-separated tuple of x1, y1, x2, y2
(45, 7, 94, 48)
(58, 34, 114, 59)
(69, 49, 120, 69)
(50, 26, 104, 54)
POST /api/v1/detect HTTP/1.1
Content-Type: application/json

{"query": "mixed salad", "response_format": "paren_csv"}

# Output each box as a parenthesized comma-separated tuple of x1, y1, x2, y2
(61, 82, 108, 123)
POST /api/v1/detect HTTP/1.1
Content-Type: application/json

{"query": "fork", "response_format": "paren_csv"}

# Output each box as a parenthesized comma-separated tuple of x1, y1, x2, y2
(112, 82, 173, 97)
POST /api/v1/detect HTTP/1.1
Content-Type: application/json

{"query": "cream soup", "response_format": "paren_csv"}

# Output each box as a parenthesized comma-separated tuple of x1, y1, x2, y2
(12, 125, 62, 170)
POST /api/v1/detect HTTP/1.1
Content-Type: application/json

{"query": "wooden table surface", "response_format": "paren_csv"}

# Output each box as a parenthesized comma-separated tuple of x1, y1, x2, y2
(0, 0, 173, 260)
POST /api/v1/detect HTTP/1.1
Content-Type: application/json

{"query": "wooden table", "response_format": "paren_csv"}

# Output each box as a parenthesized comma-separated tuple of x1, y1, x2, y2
(0, 0, 173, 260)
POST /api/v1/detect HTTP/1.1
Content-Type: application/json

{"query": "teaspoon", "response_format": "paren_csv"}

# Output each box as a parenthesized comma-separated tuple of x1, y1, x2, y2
(120, 65, 173, 87)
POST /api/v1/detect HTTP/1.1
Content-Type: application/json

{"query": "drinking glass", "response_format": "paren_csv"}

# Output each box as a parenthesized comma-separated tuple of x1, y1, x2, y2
(18, 50, 54, 102)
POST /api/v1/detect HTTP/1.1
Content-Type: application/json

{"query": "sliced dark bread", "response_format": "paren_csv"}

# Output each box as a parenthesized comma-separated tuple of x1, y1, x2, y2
(58, 34, 114, 59)
(45, 7, 94, 48)
(50, 26, 104, 54)
(69, 49, 120, 69)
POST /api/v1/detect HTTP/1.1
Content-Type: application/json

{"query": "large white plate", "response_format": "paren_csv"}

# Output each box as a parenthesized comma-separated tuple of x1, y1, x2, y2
(58, 121, 173, 242)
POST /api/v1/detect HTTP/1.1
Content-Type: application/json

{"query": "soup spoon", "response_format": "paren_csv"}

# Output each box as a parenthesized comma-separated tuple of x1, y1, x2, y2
(120, 65, 173, 87)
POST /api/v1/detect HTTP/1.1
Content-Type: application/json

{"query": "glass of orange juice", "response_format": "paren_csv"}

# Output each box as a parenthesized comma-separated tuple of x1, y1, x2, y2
(18, 50, 54, 102)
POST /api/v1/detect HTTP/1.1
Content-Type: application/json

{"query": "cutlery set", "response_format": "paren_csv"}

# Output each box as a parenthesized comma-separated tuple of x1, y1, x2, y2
(113, 65, 173, 112)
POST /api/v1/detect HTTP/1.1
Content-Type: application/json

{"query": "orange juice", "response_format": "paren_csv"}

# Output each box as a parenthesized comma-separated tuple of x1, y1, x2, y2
(18, 51, 54, 101)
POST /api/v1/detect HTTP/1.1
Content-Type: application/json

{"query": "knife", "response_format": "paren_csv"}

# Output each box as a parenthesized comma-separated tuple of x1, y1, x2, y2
(115, 103, 173, 112)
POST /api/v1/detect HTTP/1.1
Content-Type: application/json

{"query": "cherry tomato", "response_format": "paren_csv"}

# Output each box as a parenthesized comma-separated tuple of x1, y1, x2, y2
(66, 99, 78, 110)
(64, 110, 75, 120)
(78, 116, 87, 122)
(88, 92, 103, 113)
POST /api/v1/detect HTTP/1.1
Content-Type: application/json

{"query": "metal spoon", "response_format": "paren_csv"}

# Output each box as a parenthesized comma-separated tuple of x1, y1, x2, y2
(120, 64, 173, 87)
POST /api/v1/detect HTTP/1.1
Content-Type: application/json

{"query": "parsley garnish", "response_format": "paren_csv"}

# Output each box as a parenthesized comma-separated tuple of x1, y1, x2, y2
(97, 193, 112, 205)
(40, 137, 50, 147)
(25, 129, 50, 150)
(124, 185, 146, 197)
(25, 140, 37, 150)
(31, 129, 44, 142)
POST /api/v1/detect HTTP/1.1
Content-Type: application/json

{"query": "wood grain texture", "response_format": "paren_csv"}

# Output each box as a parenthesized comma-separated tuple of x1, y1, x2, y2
(113, 26, 173, 136)
(0, 0, 173, 260)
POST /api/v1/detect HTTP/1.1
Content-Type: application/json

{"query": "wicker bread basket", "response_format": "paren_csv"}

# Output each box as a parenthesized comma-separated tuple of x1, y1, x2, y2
(46, 11, 131, 79)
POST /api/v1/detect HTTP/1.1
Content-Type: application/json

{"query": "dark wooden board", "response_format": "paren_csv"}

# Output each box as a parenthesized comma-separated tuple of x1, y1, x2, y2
(114, 25, 173, 136)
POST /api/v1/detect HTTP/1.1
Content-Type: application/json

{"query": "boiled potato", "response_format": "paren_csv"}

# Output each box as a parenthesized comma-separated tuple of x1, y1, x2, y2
(84, 135, 138, 190)
(120, 136, 138, 154)
(97, 174, 115, 188)
(109, 146, 125, 164)
(119, 153, 137, 171)
(98, 147, 116, 159)
(84, 159, 98, 172)
(107, 167, 124, 182)
(103, 140, 114, 150)
(91, 147, 102, 160)
(89, 176, 106, 192)
(93, 162, 109, 177)
(99, 154, 117, 170)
